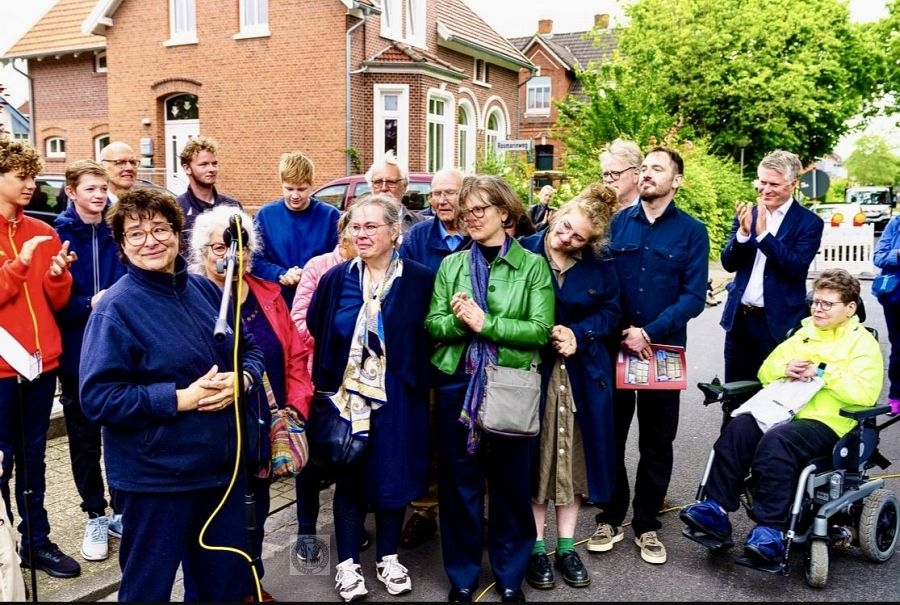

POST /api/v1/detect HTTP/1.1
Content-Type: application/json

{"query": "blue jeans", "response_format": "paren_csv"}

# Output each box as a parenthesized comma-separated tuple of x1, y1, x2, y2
(0, 371, 57, 550)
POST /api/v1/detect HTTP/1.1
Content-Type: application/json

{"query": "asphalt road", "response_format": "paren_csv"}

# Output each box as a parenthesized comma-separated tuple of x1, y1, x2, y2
(235, 282, 900, 603)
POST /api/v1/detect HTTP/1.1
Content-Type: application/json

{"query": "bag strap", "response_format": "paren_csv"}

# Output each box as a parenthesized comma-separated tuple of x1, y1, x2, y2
(262, 371, 279, 413)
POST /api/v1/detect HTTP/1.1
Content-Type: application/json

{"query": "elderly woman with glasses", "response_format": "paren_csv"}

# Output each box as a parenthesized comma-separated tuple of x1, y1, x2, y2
(306, 193, 435, 601)
(188, 205, 313, 601)
(519, 183, 621, 592)
(79, 188, 266, 602)
(680, 268, 883, 566)
(426, 175, 554, 603)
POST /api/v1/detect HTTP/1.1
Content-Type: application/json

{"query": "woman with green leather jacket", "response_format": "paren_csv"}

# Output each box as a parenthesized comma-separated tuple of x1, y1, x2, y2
(426, 175, 554, 603)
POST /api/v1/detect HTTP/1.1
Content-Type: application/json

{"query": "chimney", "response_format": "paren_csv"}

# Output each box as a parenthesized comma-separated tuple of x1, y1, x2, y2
(594, 14, 610, 29)
(538, 19, 552, 35)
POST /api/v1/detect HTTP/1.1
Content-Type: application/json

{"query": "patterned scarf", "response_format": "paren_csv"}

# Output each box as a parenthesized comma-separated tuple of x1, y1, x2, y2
(459, 238, 510, 454)
(329, 252, 403, 439)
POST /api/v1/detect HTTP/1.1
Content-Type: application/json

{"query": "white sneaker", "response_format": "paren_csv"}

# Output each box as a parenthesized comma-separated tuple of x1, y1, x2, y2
(376, 554, 412, 596)
(81, 516, 109, 561)
(108, 513, 123, 539)
(335, 557, 368, 602)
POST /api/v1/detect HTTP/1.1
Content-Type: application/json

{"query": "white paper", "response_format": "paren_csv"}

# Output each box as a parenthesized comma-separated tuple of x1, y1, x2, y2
(731, 377, 824, 432)
(0, 327, 41, 380)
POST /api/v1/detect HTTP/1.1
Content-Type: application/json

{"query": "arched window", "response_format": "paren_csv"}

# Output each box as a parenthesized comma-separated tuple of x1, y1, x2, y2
(166, 94, 199, 120)
(457, 103, 475, 173)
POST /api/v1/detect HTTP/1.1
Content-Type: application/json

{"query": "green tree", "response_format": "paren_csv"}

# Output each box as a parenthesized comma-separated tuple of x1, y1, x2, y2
(615, 0, 881, 168)
(844, 134, 900, 185)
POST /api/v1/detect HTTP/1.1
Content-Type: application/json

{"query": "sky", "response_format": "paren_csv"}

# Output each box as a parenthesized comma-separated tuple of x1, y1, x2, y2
(0, 0, 894, 155)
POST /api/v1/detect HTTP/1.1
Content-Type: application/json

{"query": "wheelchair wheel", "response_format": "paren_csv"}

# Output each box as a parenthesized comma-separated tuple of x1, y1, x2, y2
(859, 488, 899, 563)
(804, 539, 829, 588)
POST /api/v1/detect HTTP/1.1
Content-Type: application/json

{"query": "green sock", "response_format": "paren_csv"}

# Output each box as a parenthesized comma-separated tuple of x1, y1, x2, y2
(556, 537, 575, 553)
(531, 540, 546, 555)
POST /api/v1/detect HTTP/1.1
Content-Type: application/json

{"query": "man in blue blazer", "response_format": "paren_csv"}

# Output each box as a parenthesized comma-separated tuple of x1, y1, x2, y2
(719, 150, 824, 424)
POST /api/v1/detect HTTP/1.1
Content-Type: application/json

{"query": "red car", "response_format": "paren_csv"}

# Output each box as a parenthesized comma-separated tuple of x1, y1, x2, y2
(312, 172, 434, 212)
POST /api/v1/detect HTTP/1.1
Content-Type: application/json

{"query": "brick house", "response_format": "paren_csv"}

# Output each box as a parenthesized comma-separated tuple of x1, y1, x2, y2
(510, 14, 616, 178)
(4, 0, 533, 211)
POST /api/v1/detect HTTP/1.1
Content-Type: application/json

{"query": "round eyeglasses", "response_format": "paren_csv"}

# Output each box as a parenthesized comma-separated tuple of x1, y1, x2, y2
(124, 223, 175, 246)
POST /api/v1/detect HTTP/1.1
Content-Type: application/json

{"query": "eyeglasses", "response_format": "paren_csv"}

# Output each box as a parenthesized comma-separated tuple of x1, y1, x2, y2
(349, 223, 388, 237)
(206, 242, 228, 257)
(556, 219, 588, 245)
(431, 190, 459, 200)
(101, 158, 139, 168)
(810, 299, 845, 311)
(123, 222, 175, 246)
(462, 205, 492, 220)
(371, 178, 405, 189)
(601, 166, 637, 182)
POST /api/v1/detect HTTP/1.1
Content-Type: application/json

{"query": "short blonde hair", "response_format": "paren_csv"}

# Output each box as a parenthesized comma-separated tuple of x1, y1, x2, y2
(279, 152, 315, 185)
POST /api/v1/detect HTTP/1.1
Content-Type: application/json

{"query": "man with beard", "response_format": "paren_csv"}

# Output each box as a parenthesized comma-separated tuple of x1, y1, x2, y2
(99, 141, 139, 204)
(175, 136, 242, 248)
(588, 146, 708, 565)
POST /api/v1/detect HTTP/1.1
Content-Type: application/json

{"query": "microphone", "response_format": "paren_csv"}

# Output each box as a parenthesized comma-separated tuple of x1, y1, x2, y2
(223, 213, 249, 247)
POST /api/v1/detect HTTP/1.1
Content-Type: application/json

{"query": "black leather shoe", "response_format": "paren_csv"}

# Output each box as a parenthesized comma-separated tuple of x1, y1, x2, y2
(525, 552, 555, 589)
(448, 586, 473, 602)
(400, 512, 437, 549)
(498, 587, 526, 602)
(19, 542, 81, 578)
(554, 550, 591, 587)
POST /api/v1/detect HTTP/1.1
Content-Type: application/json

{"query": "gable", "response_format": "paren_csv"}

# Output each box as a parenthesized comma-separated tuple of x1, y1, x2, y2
(3, 0, 105, 60)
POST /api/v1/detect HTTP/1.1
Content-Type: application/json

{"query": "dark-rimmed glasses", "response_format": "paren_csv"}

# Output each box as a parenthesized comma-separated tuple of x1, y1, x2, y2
(206, 242, 228, 257)
(810, 299, 845, 311)
(462, 205, 491, 220)
(602, 166, 637, 182)
(124, 222, 174, 246)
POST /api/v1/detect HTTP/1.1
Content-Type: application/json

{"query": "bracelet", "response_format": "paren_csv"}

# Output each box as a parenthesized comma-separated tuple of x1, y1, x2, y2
(639, 328, 651, 345)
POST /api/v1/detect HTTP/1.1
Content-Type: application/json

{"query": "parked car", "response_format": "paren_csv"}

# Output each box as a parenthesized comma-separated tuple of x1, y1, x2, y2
(25, 174, 174, 225)
(809, 201, 866, 227)
(312, 172, 434, 212)
(845, 185, 895, 233)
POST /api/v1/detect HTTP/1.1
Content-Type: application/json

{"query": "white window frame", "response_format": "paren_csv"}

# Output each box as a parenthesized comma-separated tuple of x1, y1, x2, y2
(473, 59, 490, 86)
(94, 134, 110, 161)
(456, 101, 475, 173)
(165, 0, 198, 46)
(94, 51, 107, 73)
(235, 0, 270, 39)
(426, 91, 454, 173)
(405, 0, 426, 48)
(526, 76, 551, 115)
(381, 0, 402, 41)
(46, 137, 66, 159)
(373, 84, 409, 164)
(484, 109, 504, 164)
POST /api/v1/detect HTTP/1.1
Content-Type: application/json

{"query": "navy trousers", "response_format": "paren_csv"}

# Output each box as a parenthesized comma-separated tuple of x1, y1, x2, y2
(435, 379, 535, 593)
(117, 486, 253, 602)
(882, 299, 900, 400)
(0, 371, 57, 550)
(59, 374, 116, 517)
(596, 387, 680, 537)
(705, 414, 837, 530)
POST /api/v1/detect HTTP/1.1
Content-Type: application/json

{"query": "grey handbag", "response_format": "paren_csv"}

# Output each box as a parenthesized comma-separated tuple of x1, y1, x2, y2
(477, 354, 541, 437)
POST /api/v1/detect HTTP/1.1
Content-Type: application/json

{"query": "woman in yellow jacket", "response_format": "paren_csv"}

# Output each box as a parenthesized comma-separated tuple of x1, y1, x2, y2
(679, 268, 883, 565)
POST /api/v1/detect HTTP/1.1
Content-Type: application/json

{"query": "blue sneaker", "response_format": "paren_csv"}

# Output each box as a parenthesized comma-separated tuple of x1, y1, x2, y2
(744, 525, 784, 564)
(680, 499, 732, 542)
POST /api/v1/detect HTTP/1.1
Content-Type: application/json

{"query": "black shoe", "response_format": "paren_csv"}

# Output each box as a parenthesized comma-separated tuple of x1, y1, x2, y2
(525, 552, 555, 589)
(554, 550, 590, 587)
(399, 512, 437, 549)
(448, 586, 473, 602)
(19, 542, 81, 578)
(498, 587, 525, 602)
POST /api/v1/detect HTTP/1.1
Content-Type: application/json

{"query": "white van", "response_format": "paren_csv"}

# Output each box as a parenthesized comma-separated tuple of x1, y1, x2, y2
(845, 186, 895, 233)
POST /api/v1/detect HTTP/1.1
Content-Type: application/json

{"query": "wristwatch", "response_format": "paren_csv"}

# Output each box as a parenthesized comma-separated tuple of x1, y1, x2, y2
(816, 362, 826, 378)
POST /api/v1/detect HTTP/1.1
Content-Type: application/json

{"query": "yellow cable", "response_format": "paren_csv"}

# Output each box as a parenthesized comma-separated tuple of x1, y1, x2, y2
(196, 224, 263, 602)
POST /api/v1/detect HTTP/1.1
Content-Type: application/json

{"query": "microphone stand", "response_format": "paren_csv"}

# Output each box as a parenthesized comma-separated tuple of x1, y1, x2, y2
(16, 374, 38, 602)
(212, 235, 262, 599)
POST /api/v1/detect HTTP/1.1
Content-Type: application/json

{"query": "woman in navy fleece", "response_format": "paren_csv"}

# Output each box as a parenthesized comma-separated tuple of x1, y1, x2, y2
(79, 188, 265, 602)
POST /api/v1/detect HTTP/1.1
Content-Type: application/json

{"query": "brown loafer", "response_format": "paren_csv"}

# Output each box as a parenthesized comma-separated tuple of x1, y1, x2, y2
(399, 512, 437, 549)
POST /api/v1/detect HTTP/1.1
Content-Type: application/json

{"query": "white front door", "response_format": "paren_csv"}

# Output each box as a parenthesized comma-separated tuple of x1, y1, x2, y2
(164, 120, 198, 195)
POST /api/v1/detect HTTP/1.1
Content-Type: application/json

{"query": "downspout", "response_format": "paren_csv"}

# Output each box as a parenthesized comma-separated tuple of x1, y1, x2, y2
(346, 6, 373, 175)
(10, 59, 35, 146)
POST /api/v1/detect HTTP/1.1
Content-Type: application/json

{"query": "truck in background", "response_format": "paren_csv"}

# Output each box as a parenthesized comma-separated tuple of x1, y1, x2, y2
(845, 185, 895, 234)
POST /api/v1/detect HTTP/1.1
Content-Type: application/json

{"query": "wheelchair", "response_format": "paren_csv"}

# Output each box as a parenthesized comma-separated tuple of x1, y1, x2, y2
(683, 377, 900, 588)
